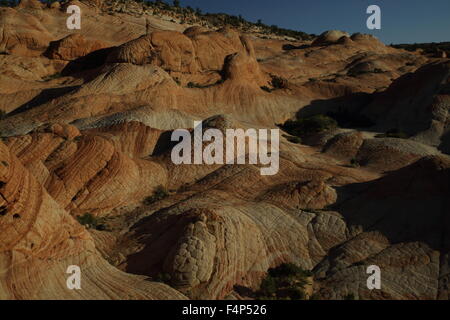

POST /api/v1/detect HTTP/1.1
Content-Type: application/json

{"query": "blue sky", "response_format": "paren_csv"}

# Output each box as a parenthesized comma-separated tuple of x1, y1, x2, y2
(173, 0, 450, 44)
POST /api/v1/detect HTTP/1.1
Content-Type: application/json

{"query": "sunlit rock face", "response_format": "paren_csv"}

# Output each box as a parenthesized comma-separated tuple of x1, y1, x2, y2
(0, 0, 449, 300)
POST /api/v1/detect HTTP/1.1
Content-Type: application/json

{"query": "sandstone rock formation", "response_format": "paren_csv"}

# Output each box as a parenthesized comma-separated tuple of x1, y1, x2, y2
(45, 34, 110, 61)
(0, 0, 449, 301)
(323, 131, 363, 160)
(0, 140, 185, 299)
(314, 156, 450, 300)
(312, 30, 350, 46)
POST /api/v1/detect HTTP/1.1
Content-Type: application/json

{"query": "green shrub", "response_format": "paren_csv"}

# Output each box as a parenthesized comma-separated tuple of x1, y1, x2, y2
(270, 74, 288, 89)
(278, 287, 306, 300)
(187, 80, 223, 89)
(260, 86, 272, 93)
(309, 293, 322, 300)
(286, 136, 302, 144)
(76, 213, 109, 231)
(187, 81, 201, 88)
(0, 110, 6, 120)
(77, 213, 96, 226)
(373, 68, 384, 73)
(348, 68, 384, 77)
(282, 115, 338, 137)
(344, 293, 356, 300)
(259, 275, 278, 296)
(326, 108, 375, 128)
(0, 0, 15, 7)
(375, 129, 409, 139)
(154, 272, 172, 284)
(42, 72, 61, 81)
(256, 263, 312, 300)
(268, 263, 309, 278)
(391, 42, 450, 55)
(301, 208, 321, 214)
(144, 185, 169, 205)
(350, 158, 360, 168)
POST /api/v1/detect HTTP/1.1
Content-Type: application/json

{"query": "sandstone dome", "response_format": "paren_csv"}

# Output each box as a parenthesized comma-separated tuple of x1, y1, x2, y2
(0, 0, 448, 301)
(183, 26, 209, 37)
(312, 30, 350, 46)
(17, 0, 43, 9)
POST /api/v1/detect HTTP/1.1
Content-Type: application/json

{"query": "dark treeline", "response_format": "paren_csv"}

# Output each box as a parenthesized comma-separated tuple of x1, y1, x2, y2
(392, 42, 450, 55)
(0, 0, 61, 5)
(0, 0, 313, 40)
(142, 0, 314, 40)
(0, 0, 16, 6)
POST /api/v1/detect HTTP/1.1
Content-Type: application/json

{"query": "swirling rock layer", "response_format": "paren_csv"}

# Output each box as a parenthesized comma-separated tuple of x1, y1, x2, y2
(0, 0, 449, 300)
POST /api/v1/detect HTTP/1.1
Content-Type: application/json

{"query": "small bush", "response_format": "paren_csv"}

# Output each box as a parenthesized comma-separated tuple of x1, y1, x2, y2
(301, 208, 321, 214)
(260, 86, 272, 93)
(187, 80, 223, 89)
(0, 1, 15, 8)
(327, 108, 375, 128)
(278, 287, 306, 300)
(144, 185, 169, 205)
(0, 110, 7, 120)
(344, 293, 356, 300)
(373, 68, 384, 74)
(309, 292, 322, 300)
(286, 136, 302, 144)
(350, 158, 360, 168)
(76, 213, 96, 226)
(154, 272, 172, 284)
(282, 115, 338, 138)
(268, 263, 312, 279)
(42, 72, 61, 81)
(187, 81, 201, 88)
(348, 68, 384, 77)
(392, 42, 450, 56)
(256, 263, 312, 300)
(270, 74, 288, 89)
(76, 213, 109, 231)
(375, 129, 409, 139)
(259, 275, 278, 296)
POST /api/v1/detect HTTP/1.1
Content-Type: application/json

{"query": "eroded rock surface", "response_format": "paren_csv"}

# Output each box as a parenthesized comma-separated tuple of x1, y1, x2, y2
(0, 0, 449, 300)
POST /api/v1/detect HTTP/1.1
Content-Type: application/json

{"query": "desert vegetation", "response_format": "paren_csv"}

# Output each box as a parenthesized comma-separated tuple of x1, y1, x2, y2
(375, 129, 409, 139)
(392, 42, 450, 57)
(76, 213, 110, 231)
(280, 114, 338, 138)
(144, 185, 169, 205)
(326, 107, 375, 128)
(256, 263, 313, 300)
